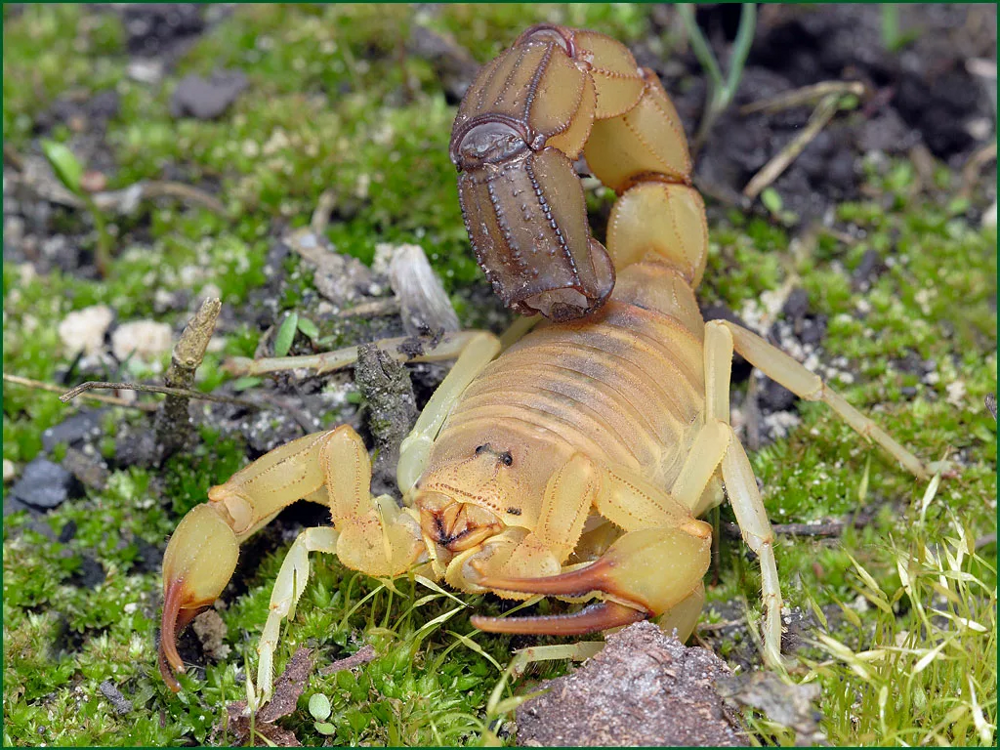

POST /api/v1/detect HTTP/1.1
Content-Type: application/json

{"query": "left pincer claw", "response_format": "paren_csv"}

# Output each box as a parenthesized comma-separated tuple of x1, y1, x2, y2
(158, 503, 239, 691)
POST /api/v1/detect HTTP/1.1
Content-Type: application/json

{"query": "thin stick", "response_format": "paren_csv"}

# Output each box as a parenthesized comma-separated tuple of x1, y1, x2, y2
(722, 519, 845, 539)
(739, 80, 867, 115)
(958, 141, 997, 201)
(4, 373, 158, 411)
(743, 93, 841, 200)
(60, 381, 263, 410)
(224, 331, 486, 377)
(138, 181, 228, 215)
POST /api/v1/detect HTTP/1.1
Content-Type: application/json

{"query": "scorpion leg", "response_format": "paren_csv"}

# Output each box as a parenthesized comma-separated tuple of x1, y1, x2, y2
(255, 526, 339, 704)
(704, 321, 784, 668)
(715, 321, 929, 479)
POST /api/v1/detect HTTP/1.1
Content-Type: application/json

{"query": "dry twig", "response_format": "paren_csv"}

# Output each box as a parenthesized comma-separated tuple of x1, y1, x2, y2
(154, 298, 222, 457)
(743, 93, 842, 200)
(958, 142, 997, 201)
(60, 380, 260, 410)
(4, 372, 158, 411)
(739, 80, 867, 115)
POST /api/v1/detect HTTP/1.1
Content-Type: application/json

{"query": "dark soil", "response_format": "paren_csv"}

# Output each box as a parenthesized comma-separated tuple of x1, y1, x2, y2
(644, 4, 997, 222)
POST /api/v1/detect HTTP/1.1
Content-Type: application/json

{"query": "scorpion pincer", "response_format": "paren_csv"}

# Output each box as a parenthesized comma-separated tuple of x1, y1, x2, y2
(157, 24, 931, 703)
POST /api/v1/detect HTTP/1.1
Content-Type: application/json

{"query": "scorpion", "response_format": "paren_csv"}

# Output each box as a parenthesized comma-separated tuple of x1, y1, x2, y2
(158, 24, 930, 702)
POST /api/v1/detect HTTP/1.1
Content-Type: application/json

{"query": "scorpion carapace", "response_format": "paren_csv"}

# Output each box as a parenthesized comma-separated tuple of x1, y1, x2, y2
(158, 25, 933, 704)
(450, 24, 700, 321)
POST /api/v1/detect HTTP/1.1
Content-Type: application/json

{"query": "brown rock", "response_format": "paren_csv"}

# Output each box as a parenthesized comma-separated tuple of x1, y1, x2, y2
(515, 622, 747, 747)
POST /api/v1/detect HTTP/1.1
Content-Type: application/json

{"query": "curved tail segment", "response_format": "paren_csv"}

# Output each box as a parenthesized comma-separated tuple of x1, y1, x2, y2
(452, 24, 707, 321)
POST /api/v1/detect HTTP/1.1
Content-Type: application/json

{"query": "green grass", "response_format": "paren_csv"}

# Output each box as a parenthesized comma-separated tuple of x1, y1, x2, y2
(3, 4, 996, 747)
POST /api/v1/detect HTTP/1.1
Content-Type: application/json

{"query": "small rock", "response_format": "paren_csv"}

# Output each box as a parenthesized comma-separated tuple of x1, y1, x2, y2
(122, 4, 206, 56)
(58, 305, 114, 357)
(781, 288, 810, 324)
(99, 680, 133, 715)
(80, 170, 107, 194)
(516, 622, 746, 746)
(170, 70, 248, 120)
(852, 248, 884, 291)
(284, 227, 375, 305)
(242, 410, 305, 456)
(192, 609, 230, 661)
(70, 554, 106, 589)
(3, 459, 15, 484)
(61, 448, 110, 492)
(718, 672, 825, 745)
(112, 426, 159, 469)
(9, 457, 81, 511)
(759, 378, 798, 413)
(387, 243, 460, 335)
(111, 320, 174, 362)
(42, 410, 105, 453)
(127, 58, 164, 85)
(58, 520, 77, 543)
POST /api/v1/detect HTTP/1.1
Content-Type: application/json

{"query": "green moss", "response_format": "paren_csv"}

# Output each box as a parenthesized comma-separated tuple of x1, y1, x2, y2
(2, 5, 125, 144)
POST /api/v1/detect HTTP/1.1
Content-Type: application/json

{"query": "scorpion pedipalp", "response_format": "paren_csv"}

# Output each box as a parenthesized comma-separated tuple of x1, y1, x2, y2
(471, 523, 711, 636)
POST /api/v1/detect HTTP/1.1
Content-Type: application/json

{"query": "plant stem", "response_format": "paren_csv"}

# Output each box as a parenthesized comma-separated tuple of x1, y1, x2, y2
(83, 193, 113, 277)
(678, 3, 757, 154)
(881, 4, 901, 52)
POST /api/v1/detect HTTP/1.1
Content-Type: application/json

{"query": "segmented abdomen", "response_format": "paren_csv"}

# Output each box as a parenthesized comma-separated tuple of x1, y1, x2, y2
(441, 263, 706, 485)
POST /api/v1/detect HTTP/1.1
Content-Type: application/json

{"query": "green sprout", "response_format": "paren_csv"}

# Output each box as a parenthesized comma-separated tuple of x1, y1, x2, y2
(309, 692, 336, 736)
(40, 139, 114, 276)
(881, 5, 921, 53)
(677, 3, 757, 153)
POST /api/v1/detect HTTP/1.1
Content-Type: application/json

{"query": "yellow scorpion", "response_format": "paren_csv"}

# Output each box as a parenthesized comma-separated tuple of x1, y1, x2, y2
(158, 24, 929, 701)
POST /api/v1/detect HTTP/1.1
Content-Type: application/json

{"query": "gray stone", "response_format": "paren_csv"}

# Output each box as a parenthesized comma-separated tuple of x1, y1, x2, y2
(171, 70, 248, 120)
(9, 457, 81, 511)
(41, 410, 105, 452)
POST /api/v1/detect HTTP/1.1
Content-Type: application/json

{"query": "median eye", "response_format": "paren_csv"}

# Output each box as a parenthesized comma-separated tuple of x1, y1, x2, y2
(500, 451, 513, 467)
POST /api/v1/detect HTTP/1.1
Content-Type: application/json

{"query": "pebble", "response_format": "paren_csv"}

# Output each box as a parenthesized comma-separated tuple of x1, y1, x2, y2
(98, 681, 133, 716)
(61, 448, 110, 492)
(58, 305, 114, 357)
(111, 320, 173, 362)
(41, 411, 105, 453)
(170, 70, 248, 120)
(2, 459, 14, 484)
(9, 457, 80, 511)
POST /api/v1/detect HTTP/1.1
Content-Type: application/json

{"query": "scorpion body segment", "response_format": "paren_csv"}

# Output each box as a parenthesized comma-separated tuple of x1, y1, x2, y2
(158, 26, 931, 704)
(450, 24, 698, 320)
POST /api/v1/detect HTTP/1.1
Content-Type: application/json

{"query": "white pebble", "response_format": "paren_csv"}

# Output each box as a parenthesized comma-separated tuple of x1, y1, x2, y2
(111, 321, 174, 362)
(58, 305, 114, 357)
